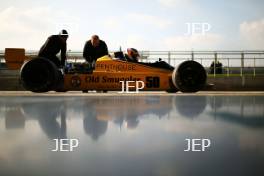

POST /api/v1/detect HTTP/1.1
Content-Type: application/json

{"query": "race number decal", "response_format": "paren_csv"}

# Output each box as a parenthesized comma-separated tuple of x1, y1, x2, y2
(71, 76, 81, 87)
(146, 77, 160, 88)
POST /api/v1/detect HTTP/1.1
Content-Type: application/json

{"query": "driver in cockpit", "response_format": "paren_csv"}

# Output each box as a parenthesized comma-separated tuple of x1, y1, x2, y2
(125, 48, 140, 62)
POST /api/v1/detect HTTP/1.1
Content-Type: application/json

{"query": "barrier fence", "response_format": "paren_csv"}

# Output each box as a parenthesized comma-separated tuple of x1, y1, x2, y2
(1, 50, 264, 77)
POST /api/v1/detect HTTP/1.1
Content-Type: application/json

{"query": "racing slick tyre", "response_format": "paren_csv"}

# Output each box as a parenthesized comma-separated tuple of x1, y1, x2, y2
(172, 60, 207, 93)
(20, 57, 61, 92)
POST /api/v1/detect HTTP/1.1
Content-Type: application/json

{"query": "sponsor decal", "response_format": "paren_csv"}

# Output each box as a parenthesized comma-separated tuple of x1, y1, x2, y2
(71, 76, 81, 87)
(96, 63, 136, 71)
(102, 76, 140, 83)
(84, 75, 141, 84)
(146, 76, 160, 88)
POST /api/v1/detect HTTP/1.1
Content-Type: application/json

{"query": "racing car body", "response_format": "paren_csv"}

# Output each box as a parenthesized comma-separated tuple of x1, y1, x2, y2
(4, 48, 207, 93)
(64, 56, 174, 92)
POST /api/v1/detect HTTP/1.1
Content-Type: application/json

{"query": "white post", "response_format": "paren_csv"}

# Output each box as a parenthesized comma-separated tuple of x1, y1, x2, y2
(253, 57, 256, 77)
(168, 51, 171, 65)
(241, 52, 244, 77)
(227, 58, 230, 77)
(214, 52, 217, 77)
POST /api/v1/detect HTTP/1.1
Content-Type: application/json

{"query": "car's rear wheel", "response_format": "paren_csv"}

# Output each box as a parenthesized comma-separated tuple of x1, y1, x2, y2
(20, 57, 62, 92)
(172, 60, 207, 93)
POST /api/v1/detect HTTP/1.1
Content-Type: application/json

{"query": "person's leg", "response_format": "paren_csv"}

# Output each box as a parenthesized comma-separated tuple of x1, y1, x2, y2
(55, 69, 66, 92)
(91, 60, 96, 69)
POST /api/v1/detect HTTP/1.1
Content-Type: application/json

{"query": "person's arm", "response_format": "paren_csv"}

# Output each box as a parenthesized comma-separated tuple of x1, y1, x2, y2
(83, 41, 95, 62)
(102, 41, 109, 56)
(83, 41, 89, 59)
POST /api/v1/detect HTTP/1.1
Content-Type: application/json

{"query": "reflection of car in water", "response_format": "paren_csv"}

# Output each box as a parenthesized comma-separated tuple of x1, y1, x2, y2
(0, 97, 67, 139)
(20, 98, 67, 139)
(1, 96, 263, 140)
(174, 96, 207, 118)
(209, 96, 264, 128)
(5, 48, 207, 93)
(0, 96, 175, 140)
(81, 96, 174, 139)
(4, 107, 25, 129)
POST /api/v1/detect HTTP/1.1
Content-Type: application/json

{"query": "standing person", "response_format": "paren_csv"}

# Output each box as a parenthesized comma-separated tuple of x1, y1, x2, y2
(38, 29, 68, 68)
(83, 35, 109, 69)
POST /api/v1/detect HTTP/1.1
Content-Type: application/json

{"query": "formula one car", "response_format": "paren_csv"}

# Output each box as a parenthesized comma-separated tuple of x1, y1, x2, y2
(4, 48, 207, 93)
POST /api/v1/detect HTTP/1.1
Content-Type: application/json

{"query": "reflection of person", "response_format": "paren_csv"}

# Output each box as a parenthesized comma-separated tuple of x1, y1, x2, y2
(21, 99, 67, 139)
(125, 48, 140, 62)
(83, 35, 108, 69)
(82, 100, 108, 140)
(126, 114, 139, 129)
(83, 115, 108, 141)
(38, 29, 68, 68)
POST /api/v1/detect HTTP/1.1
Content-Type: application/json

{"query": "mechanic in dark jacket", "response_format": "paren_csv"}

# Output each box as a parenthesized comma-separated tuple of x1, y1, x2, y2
(83, 35, 108, 68)
(38, 29, 68, 68)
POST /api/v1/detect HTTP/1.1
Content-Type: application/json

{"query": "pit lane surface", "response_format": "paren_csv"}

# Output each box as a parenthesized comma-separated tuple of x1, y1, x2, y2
(0, 91, 264, 96)
(0, 91, 264, 176)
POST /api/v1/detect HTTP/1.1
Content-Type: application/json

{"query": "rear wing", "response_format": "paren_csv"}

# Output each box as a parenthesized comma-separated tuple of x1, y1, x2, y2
(4, 48, 31, 70)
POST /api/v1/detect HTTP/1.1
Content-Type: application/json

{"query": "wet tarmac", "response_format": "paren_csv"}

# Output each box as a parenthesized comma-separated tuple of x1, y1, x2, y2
(0, 93, 264, 176)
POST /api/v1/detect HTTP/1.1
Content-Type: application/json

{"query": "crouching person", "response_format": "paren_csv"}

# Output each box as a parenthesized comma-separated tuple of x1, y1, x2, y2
(38, 29, 69, 91)
(38, 29, 68, 68)
(83, 35, 109, 71)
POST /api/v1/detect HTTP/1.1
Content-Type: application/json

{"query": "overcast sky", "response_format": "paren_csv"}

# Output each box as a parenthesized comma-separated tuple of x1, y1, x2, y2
(0, 0, 264, 51)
